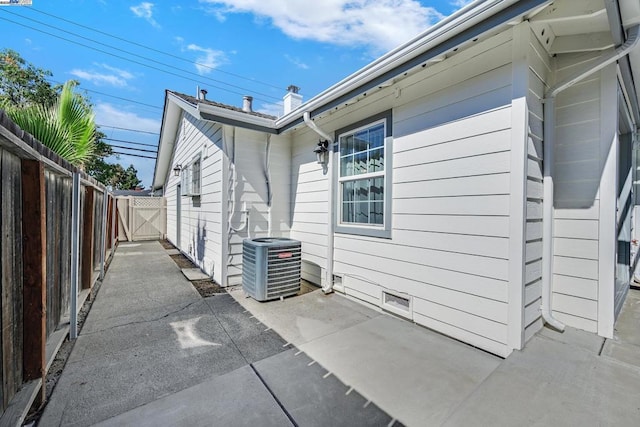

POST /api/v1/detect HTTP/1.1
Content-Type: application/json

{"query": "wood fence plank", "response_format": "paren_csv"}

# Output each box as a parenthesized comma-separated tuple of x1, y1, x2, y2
(0, 149, 4, 413)
(21, 160, 46, 383)
(1, 151, 18, 410)
(81, 187, 94, 290)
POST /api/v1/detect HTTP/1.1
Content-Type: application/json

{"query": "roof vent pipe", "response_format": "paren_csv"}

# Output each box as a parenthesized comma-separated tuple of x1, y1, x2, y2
(200, 89, 208, 100)
(242, 96, 253, 113)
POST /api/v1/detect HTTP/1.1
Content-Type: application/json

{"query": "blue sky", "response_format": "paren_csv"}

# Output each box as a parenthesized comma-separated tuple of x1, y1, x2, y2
(1, 0, 472, 187)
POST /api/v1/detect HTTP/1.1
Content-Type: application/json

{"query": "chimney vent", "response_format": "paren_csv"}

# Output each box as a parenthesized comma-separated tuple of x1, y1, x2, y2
(283, 85, 303, 115)
(200, 89, 208, 100)
(242, 95, 253, 113)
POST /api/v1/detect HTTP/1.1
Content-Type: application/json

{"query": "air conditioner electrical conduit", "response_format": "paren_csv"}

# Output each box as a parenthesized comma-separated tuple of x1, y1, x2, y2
(541, 24, 640, 332)
(303, 111, 335, 294)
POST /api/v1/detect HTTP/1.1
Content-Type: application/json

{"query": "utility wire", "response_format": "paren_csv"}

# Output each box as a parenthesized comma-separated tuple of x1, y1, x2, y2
(0, 12, 280, 103)
(112, 151, 156, 159)
(107, 144, 157, 154)
(27, 7, 285, 92)
(103, 138, 157, 148)
(97, 125, 159, 135)
(47, 78, 163, 110)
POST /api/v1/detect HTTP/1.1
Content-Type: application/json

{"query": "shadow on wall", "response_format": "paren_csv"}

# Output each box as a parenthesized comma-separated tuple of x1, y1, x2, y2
(195, 216, 207, 266)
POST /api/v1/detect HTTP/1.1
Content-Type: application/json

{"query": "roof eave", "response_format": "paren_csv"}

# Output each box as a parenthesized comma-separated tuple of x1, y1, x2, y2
(275, 0, 551, 132)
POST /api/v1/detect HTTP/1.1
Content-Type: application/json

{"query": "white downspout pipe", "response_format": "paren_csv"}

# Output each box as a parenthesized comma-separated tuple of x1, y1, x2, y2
(541, 24, 640, 332)
(303, 112, 335, 294)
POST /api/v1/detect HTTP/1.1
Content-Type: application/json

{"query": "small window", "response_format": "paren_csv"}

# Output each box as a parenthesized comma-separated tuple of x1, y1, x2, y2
(191, 156, 201, 196)
(335, 110, 392, 238)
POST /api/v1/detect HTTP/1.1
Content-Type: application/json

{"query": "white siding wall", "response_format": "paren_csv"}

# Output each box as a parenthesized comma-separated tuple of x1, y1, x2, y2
(522, 29, 549, 342)
(550, 52, 616, 334)
(165, 113, 224, 283)
(226, 129, 291, 285)
(291, 30, 515, 356)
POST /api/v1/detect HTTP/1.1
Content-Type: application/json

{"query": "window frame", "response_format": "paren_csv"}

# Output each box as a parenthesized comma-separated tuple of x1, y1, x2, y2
(190, 154, 202, 197)
(334, 110, 392, 239)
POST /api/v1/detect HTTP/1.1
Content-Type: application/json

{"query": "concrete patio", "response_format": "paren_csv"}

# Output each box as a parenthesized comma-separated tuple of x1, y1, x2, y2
(38, 241, 640, 426)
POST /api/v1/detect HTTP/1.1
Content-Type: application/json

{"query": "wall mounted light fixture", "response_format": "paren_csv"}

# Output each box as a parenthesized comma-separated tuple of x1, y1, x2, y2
(314, 140, 329, 166)
(173, 164, 182, 177)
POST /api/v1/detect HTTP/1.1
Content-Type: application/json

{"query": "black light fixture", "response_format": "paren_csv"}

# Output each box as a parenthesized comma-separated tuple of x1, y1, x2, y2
(314, 140, 329, 165)
(173, 164, 182, 177)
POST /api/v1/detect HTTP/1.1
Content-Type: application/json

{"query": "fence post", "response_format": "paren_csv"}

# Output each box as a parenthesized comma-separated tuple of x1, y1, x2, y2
(99, 190, 108, 280)
(20, 160, 46, 389)
(69, 173, 81, 340)
(81, 186, 95, 290)
(112, 196, 118, 246)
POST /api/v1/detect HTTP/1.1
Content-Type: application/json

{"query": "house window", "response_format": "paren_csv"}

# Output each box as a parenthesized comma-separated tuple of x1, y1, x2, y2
(178, 153, 202, 197)
(191, 156, 201, 196)
(336, 110, 392, 238)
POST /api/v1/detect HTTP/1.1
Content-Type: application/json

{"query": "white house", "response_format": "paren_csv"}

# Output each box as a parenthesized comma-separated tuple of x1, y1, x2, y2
(152, 0, 640, 357)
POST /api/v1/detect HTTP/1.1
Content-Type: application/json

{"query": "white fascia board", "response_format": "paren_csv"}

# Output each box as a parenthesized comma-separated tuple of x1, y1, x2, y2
(275, 0, 548, 131)
(152, 93, 200, 190)
(196, 103, 277, 132)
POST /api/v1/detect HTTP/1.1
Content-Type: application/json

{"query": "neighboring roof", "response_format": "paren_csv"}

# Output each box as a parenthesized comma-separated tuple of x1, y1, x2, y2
(169, 91, 277, 120)
(112, 189, 152, 197)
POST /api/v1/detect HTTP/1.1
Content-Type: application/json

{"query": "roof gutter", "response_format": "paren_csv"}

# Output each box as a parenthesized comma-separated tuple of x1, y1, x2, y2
(542, 24, 640, 332)
(276, 0, 550, 132)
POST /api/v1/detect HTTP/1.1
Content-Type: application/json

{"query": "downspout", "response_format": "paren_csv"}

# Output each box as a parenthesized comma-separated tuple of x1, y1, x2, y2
(303, 112, 335, 294)
(265, 134, 273, 236)
(542, 24, 640, 332)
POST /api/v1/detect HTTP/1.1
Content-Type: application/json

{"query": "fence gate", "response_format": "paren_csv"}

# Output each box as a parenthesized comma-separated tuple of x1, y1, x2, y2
(117, 196, 166, 241)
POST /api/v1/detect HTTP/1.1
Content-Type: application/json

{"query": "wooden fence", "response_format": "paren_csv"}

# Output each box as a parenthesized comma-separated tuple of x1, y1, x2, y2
(0, 110, 118, 424)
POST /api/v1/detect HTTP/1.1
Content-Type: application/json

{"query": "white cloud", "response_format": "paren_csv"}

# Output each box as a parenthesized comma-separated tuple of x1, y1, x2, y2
(201, 0, 444, 52)
(94, 103, 161, 133)
(255, 101, 283, 118)
(284, 54, 309, 70)
(186, 44, 227, 75)
(69, 63, 135, 87)
(450, 0, 474, 8)
(131, 2, 161, 28)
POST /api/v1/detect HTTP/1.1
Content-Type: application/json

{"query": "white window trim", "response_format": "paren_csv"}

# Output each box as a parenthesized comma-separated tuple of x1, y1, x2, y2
(334, 110, 392, 239)
(178, 152, 202, 197)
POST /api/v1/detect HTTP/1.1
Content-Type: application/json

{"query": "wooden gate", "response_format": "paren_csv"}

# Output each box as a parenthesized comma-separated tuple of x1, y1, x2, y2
(117, 196, 166, 241)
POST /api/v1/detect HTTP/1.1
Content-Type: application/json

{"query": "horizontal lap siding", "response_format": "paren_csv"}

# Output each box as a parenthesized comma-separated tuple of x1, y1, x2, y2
(227, 129, 291, 285)
(291, 131, 329, 283)
(165, 114, 224, 283)
(291, 30, 514, 356)
(550, 51, 604, 333)
(524, 30, 549, 342)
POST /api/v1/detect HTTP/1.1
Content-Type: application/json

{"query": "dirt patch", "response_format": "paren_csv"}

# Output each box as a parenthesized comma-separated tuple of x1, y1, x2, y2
(164, 247, 226, 297)
(192, 279, 226, 297)
(159, 239, 175, 249)
(169, 253, 197, 269)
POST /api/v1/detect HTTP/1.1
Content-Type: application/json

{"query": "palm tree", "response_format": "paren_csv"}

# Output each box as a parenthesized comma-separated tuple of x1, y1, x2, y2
(4, 80, 96, 167)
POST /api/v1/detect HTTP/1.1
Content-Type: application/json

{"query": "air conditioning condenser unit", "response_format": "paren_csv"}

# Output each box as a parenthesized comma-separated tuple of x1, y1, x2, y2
(242, 238, 302, 301)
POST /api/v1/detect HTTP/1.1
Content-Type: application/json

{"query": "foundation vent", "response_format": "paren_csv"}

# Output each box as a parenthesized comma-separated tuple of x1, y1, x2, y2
(381, 290, 412, 319)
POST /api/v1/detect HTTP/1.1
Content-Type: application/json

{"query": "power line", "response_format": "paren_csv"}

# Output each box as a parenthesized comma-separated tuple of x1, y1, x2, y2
(47, 78, 163, 110)
(107, 144, 157, 154)
(27, 7, 285, 92)
(112, 151, 156, 159)
(98, 125, 159, 135)
(103, 138, 157, 148)
(0, 9, 281, 102)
